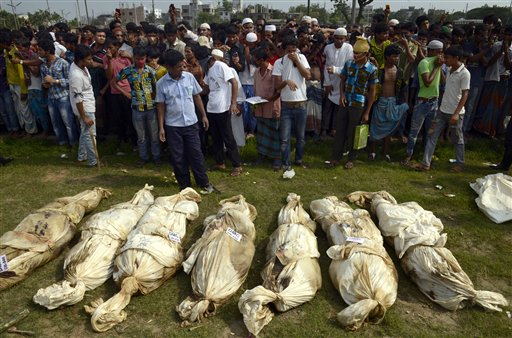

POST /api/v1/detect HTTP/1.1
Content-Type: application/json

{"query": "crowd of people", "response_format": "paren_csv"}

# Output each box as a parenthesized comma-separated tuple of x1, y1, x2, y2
(1, 10, 512, 191)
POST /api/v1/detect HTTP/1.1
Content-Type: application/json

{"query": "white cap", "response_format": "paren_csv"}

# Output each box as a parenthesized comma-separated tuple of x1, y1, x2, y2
(246, 32, 257, 43)
(264, 24, 276, 32)
(200, 23, 210, 30)
(311, 18, 318, 24)
(334, 28, 347, 36)
(427, 39, 444, 49)
(211, 49, 224, 58)
(301, 15, 312, 23)
(242, 18, 253, 26)
(388, 19, 399, 27)
(197, 36, 210, 48)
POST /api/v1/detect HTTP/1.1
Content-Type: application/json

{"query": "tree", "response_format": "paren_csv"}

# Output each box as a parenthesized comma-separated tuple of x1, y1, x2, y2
(223, 0, 233, 13)
(357, 0, 374, 24)
(197, 12, 223, 25)
(0, 9, 16, 28)
(331, 0, 351, 24)
(331, 0, 374, 24)
(27, 10, 64, 27)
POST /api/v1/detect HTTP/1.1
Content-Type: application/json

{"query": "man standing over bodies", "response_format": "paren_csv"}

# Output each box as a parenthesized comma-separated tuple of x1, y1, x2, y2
(204, 49, 243, 177)
(417, 46, 470, 173)
(322, 28, 353, 138)
(157, 49, 215, 194)
(272, 36, 311, 173)
(327, 36, 377, 169)
(402, 40, 445, 165)
(69, 45, 98, 167)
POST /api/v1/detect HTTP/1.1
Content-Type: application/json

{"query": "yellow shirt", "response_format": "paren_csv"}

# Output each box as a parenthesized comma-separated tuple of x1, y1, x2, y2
(5, 47, 27, 94)
(150, 64, 167, 81)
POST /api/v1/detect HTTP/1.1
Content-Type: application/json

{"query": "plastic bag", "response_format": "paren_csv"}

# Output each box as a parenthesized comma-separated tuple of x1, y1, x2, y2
(353, 124, 369, 150)
(238, 193, 321, 336)
(176, 195, 257, 325)
(346, 191, 509, 312)
(33, 185, 155, 310)
(310, 196, 397, 330)
(470, 173, 512, 224)
(85, 188, 202, 332)
(0, 187, 111, 291)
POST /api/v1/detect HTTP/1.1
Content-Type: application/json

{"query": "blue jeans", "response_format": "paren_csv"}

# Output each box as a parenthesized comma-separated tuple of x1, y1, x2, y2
(28, 89, 50, 133)
(422, 112, 464, 167)
(406, 99, 438, 157)
(280, 103, 307, 168)
(48, 96, 79, 146)
(132, 108, 161, 162)
(241, 84, 257, 134)
(0, 90, 19, 132)
(78, 112, 97, 166)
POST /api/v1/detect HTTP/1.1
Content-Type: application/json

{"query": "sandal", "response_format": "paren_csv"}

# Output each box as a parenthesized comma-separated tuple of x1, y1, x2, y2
(209, 163, 226, 171)
(450, 165, 464, 173)
(325, 160, 339, 168)
(344, 161, 354, 169)
(385, 154, 392, 162)
(230, 166, 243, 177)
(368, 153, 376, 161)
(413, 163, 430, 172)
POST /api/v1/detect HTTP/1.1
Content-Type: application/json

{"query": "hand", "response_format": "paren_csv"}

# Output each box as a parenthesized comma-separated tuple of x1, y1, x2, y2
(219, 45, 230, 53)
(43, 75, 55, 84)
(324, 85, 333, 96)
(83, 116, 94, 127)
(159, 128, 166, 142)
(449, 114, 459, 125)
(106, 49, 113, 59)
(202, 116, 209, 131)
(230, 102, 240, 115)
(361, 111, 370, 123)
(232, 54, 240, 65)
(435, 54, 445, 66)
(11, 58, 20, 64)
(339, 96, 347, 107)
(20, 93, 28, 101)
(100, 87, 107, 96)
(286, 80, 298, 91)
(399, 36, 409, 48)
(369, 56, 378, 67)
(287, 52, 299, 64)
(327, 66, 335, 74)
(124, 92, 132, 100)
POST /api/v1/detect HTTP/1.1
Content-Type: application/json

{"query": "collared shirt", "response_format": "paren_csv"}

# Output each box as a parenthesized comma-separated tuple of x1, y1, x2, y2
(440, 64, 470, 115)
(69, 62, 95, 116)
(254, 63, 280, 119)
(369, 37, 391, 68)
(117, 64, 157, 111)
(417, 56, 442, 98)
(40, 56, 70, 99)
(341, 59, 378, 107)
(165, 39, 186, 56)
(156, 71, 202, 127)
(109, 56, 131, 95)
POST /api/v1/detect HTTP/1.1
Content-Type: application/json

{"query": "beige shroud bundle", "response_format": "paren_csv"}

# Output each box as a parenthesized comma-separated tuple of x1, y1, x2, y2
(346, 191, 509, 312)
(0, 187, 111, 291)
(33, 185, 155, 309)
(238, 193, 321, 336)
(309, 196, 398, 331)
(85, 188, 202, 332)
(176, 195, 257, 325)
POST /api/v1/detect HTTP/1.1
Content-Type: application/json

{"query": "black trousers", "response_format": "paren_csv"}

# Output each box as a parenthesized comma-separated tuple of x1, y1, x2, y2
(331, 105, 364, 161)
(322, 98, 339, 132)
(165, 123, 209, 189)
(111, 93, 136, 144)
(207, 111, 241, 167)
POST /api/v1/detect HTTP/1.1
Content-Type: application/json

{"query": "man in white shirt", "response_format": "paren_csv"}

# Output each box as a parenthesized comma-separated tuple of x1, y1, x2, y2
(69, 45, 97, 167)
(272, 36, 311, 172)
(204, 49, 243, 176)
(322, 28, 353, 138)
(418, 45, 470, 173)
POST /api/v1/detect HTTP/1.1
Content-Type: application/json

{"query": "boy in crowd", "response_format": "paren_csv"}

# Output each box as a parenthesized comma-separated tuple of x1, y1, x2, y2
(156, 49, 215, 193)
(416, 45, 470, 172)
(116, 46, 161, 167)
(69, 45, 98, 167)
(146, 46, 167, 80)
(327, 36, 377, 169)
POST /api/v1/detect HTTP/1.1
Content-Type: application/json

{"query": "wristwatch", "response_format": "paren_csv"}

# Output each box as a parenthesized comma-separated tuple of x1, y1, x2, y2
(20, 60, 23, 65)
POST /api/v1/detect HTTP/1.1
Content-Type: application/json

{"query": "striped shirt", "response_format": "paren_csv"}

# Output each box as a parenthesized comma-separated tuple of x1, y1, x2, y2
(40, 56, 70, 99)
(117, 65, 157, 111)
(341, 59, 378, 107)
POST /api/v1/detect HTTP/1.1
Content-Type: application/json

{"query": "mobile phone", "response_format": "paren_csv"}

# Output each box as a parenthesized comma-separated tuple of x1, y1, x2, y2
(232, 51, 238, 58)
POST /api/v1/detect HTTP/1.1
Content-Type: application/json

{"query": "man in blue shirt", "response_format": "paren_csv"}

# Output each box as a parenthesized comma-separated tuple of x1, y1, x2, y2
(156, 49, 215, 194)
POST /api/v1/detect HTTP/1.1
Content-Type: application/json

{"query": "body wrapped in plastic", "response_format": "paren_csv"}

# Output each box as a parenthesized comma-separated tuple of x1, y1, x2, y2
(33, 185, 155, 309)
(176, 195, 257, 325)
(309, 196, 398, 331)
(238, 193, 321, 336)
(85, 188, 202, 332)
(0, 187, 111, 291)
(346, 191, 509, 312)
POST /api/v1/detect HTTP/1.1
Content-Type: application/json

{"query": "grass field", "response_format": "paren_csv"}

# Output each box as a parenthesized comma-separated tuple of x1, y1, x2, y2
(0, 132, 510, 337)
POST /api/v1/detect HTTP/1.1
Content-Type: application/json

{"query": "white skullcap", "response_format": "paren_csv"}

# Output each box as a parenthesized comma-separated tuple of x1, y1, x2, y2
(427, 39, 443, 49)
(388, 19, 399, 26)
(197, 36, 210, 48)
(200, 23, 210, 30)
(264, 25, 276, 32)
(242, 18, 253, 25)
(311, 18, 318, 24)
(334, 28, 347, 36)
(211, 49, 224, 58)
(301, 15, 312, 23)
(246, 32, 257, 43)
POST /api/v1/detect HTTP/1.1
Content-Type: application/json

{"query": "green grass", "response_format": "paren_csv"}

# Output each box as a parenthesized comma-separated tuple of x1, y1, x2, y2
(0, 133, 510, 337)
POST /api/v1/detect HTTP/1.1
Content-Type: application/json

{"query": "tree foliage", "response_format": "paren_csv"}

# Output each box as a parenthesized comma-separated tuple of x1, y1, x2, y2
(0, 9, 16, 28)
(27, 10, 64, 27)
(330, 0, 374, 24)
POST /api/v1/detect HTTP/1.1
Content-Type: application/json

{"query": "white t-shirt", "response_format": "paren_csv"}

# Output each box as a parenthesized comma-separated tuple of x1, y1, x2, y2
(440, 64, 470, 115)
(69, 62, 96, 116)
(205, 61, 235, 113)
(272, 53, 310, 102)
